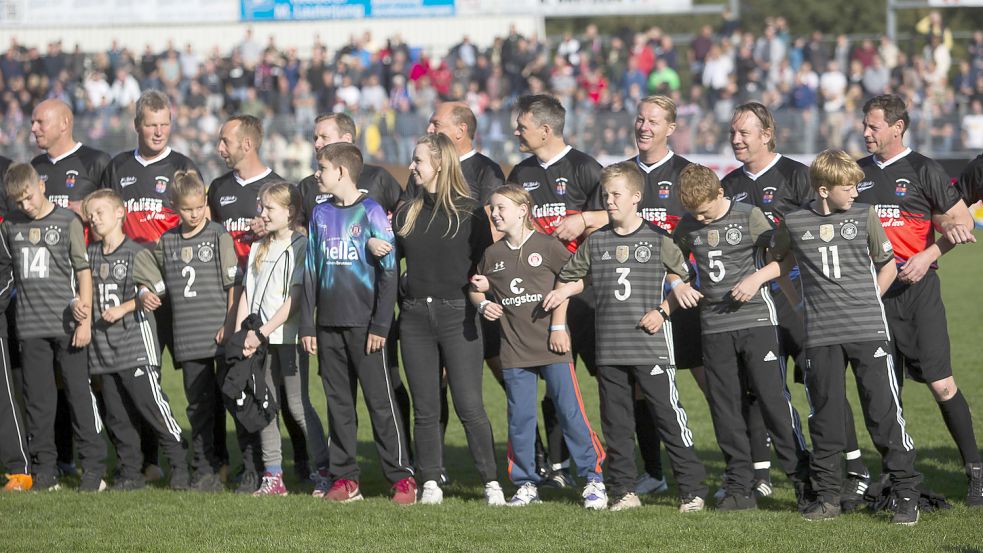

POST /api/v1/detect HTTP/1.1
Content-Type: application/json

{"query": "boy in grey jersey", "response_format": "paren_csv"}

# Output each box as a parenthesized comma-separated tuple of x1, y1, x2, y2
(2, 163, 107, 491)
(83, 190, 191, 491)
(670, 163, 810, 512)
(770, 150, 922, 524)
(545, 162, 707, 512)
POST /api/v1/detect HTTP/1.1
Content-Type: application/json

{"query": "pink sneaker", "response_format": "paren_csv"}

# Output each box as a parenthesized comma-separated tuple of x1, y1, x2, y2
(312, 468, 332, 498)
(324, 478, 363, 502)
(391, 476, 417, 505)
(253, 472, 288, 496)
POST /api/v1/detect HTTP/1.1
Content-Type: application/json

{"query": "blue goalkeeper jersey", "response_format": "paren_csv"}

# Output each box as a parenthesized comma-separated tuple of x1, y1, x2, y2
(300, 194, 397, 336)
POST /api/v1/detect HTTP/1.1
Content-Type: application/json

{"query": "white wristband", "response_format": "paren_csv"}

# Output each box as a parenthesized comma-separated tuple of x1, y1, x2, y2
(549, 325, 567, 332)
(670, 279, 684, 290)
(478, 300, 491, 313)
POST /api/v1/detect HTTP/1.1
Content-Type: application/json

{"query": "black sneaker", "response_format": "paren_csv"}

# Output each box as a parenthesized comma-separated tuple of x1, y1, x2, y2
(169, 469, 191, 491)
(191, 472, 224, 493)
(892, 496, 919, 526)
(235, 470, 260, 494)
(716, 493, 757, 511)
(802, 500, 841, 521)
(33, 473, 61, 491)
(79, 473, 107, 493)
(967, 463, 982, 507)
(840, 473, 870, 512)
(753, 477, 773, 497)
(111, 476, 146, 491)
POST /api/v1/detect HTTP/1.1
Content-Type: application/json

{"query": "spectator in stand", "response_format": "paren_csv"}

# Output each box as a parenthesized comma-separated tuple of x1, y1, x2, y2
(963, 98, 983, 150)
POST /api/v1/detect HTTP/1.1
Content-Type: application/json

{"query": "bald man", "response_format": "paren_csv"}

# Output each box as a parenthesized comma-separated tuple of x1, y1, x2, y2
(30, 99, 111, 215)
(403, 102, 505, 204)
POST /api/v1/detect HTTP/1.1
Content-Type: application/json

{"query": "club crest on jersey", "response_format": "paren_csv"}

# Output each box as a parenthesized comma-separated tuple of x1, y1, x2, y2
(155, 176, 168, 194)
(349, 224, 362, 238)
(635, 244, 652, 263)
(29, 228, 41, 245)
(527, 252, 543, 267)
(255, 199, 263, 215)
(895, 178, 909, 197)
(762, 187, 776, 204)
(658, 181, 672, 199)
(522, 181, 541, 192)
(99, 263, 110, 280)
(554, 177, 568, 196)
(725, 226, 742, 246)
(65, 170, 78, 189)
(819, 224, 835, 243)
(707, 230, 719, 247)
(840, 221, 858, 240)
(112, 261, 128, 281)
(198, 244, 214, 263)
(616, 245, 630, 263)
(181, 247, 194, 264)
(44, 226, 60, 246)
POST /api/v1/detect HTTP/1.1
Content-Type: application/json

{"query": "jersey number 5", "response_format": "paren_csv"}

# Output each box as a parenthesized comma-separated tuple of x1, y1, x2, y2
(707, 250, 726, 283)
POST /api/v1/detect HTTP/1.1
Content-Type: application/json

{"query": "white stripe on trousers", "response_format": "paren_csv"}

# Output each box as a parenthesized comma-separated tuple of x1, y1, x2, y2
(0, 338, 30, 473)
(885, 355, 915, 451)
(380, 349, 412, 474)
(144, 367, 183, 442)
(665, 367, 695, 447)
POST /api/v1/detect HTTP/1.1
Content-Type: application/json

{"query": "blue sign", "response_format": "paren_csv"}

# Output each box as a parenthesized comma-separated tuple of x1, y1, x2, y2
(241, 0, 455, 20)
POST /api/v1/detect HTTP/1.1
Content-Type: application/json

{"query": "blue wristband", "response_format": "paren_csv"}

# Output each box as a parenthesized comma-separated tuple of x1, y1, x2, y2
(670, 279, 683, 290)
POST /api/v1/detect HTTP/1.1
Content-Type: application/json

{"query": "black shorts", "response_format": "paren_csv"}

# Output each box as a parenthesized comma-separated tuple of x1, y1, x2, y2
(568, 292, 597, 376)
(480, 317, 501, 360)
(882, 270, 952, 384)
(669, 306, 702, 370)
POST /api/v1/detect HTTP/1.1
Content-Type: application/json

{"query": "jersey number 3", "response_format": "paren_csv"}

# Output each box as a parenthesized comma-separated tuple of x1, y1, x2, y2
(615, 267, 632, 301)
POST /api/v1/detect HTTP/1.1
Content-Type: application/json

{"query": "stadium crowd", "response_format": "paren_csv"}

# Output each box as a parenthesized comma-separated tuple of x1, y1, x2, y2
(2, 14, 983, 181)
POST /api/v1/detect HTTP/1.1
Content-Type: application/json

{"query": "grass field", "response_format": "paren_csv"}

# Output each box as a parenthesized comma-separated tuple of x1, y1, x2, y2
(3, 236, 983, 553)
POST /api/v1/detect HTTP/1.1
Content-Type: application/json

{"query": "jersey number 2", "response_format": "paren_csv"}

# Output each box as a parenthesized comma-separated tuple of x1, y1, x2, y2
(181, 266, 197, 298)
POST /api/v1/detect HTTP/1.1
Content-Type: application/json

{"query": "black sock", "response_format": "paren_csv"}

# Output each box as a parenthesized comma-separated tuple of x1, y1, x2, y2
(939, 390, 982, 466)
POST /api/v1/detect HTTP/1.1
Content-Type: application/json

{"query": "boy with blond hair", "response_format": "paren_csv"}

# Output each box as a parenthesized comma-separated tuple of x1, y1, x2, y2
(770, 150, 922, 524)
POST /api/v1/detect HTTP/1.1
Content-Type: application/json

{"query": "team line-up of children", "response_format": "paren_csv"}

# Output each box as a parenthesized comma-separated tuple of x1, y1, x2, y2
(0, 92, 981, 527)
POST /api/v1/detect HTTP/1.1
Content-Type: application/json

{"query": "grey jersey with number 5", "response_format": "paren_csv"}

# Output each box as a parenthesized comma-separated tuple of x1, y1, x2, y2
(670, 201, 778, 335)
(3, 206, 88, 339)
(770, 203, 892, 347)
(89, 237, 165, 374)
(154, 221, 238, 362)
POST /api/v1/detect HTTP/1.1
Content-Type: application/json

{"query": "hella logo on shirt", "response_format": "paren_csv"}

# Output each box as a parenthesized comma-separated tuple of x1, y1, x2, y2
(323, 239, 359, 263)
(119, 176, 138, 188)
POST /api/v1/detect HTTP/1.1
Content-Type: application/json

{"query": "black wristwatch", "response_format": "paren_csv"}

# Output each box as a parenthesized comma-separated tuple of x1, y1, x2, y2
(655, 306, 669, 320)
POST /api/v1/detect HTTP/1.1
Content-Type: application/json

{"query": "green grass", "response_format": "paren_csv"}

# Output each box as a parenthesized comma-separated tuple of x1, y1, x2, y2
(3, 235, 983, 552)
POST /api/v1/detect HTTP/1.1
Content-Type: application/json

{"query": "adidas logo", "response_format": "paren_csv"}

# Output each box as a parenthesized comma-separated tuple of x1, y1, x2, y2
(874, 347, 888, 358)
(133, 368, 145, 377)
(650, 365, 664, 376)
(693, 236, 702, 245)
(763, 351, 778, 362)
(601, 251, 611, 260)
(14, 232, 23, 241)
(801, 230, 814, 240)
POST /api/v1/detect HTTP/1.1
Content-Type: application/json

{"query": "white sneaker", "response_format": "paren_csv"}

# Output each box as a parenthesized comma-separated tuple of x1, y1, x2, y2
(484, 481, 506, 506)
(507, 482, 541, 506)
(679, 495, 705, 513)
(420, 480, 443, 505)
(635, 472, 669, 494)
(610, 492, 642, 512)
(582, 478, 607, 510)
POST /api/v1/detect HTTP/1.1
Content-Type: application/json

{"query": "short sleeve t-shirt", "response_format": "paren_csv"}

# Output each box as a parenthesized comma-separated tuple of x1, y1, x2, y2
(245, 232, 306, 344)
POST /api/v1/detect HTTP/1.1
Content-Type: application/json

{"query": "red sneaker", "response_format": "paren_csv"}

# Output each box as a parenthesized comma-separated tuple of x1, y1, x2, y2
(391, 476, 417, 505)
(253, 472, 288, 496)
(324, 478, 363, 502)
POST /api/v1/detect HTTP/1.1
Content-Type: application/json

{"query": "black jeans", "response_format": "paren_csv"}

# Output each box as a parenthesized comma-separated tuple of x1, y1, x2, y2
(399, 297, 497, 484)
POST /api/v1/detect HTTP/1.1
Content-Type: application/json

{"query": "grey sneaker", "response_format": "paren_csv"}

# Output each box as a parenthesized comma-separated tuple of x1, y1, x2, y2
(892, 496, 919, 526)
(679, 496, 705, 513)
(635, 472, 669, 495)
(716, 493, 756, 511)
(609, 492, 642, 512)
(191, 472, 224, 493)
(802, 500, 841, 521)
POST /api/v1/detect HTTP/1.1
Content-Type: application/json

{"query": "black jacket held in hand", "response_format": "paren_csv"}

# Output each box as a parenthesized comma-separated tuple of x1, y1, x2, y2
(223, 313, 277, 433)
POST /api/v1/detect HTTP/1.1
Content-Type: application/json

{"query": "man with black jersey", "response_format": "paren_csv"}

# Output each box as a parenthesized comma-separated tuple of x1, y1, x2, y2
(295, 112, 409, 486)
(626, 95, 708, 496)
(955, 153, 983, 208)
(30, 99, 110, 215)
(507, 94, 604, 486)
(856, 94, 981, 507)
(29, 98, 111, 477)
(102, 89, 204, 482)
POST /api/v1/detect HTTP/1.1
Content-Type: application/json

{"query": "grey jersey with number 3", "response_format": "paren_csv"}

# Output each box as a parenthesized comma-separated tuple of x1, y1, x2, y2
(155, 221, 238, 362)
(89, 238, 165, 374)
(670, 201, 778, 335)
(770, 203, 893, 347)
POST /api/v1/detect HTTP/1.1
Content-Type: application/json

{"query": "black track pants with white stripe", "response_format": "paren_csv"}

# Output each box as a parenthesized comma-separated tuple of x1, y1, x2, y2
(0, 337, 29, 474)
(804, 341, 922, 502)
(100, 366, 188, 479)
(596, 364, 708, 499)
(318, 325, 413, 483)
(19, 336, 106, 479)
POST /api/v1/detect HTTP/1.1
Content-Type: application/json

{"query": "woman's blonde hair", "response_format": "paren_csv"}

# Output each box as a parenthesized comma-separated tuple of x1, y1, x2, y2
(252, 181, 304, 274)
(490, 184, 534, 231)
(397, 133, 472, 238)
